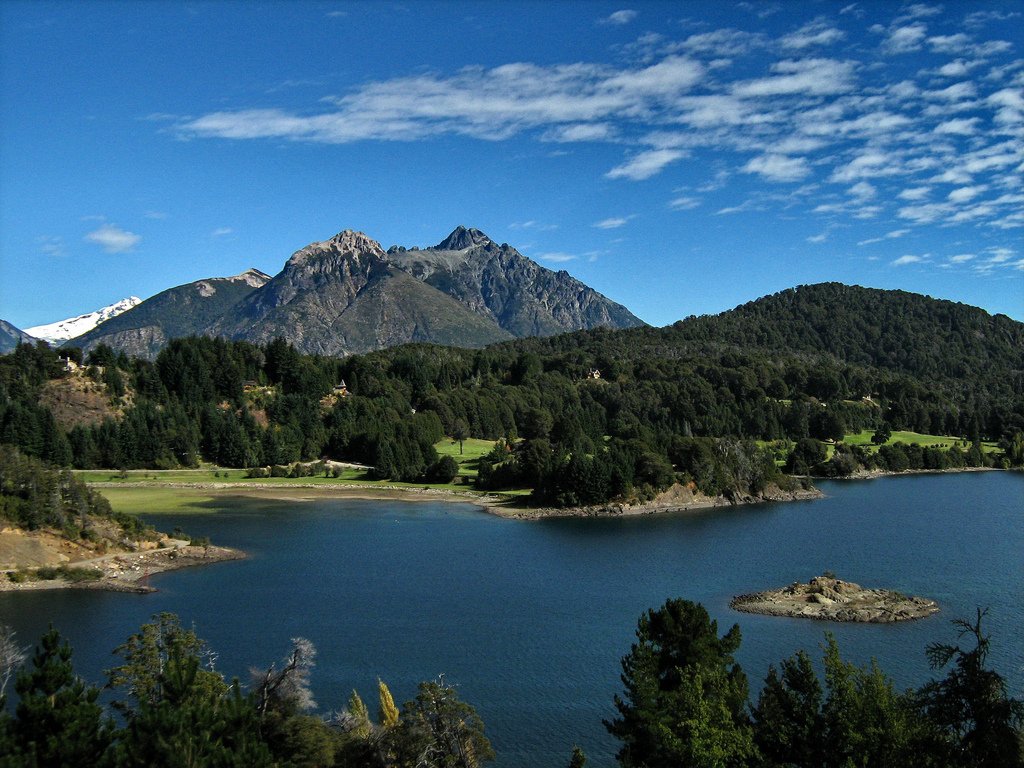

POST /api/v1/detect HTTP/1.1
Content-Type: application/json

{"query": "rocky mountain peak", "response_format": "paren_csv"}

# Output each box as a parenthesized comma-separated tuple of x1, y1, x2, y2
(287, 229, 386, 267)
(434, 226, 491, 251)
(228, 268, 272, 288)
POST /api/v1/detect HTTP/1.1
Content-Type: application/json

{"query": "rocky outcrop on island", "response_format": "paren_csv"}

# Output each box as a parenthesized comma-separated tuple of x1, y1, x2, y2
(730, 574, 939, 623)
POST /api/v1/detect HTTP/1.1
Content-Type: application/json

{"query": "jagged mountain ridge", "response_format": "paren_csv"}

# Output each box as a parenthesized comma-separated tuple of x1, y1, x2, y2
(387, 226, 642, 338)
(210, 230, 513, 355)
(25, 296, 142, 345)
(73, 225, 642, 358)
(70, 269, 272, 358)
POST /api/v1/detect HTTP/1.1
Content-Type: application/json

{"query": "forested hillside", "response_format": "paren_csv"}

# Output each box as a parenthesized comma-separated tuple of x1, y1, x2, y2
(1, 284, 1020, 508)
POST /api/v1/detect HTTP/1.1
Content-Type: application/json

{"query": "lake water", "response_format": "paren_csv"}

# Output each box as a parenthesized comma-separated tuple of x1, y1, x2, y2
(2, 472, 1022, 767)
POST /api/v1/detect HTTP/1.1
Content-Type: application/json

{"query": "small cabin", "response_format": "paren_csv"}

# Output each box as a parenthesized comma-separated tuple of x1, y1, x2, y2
(587, 368, 602, 380)
(333, 379, 349, 396)
(59, 357, 79, 373)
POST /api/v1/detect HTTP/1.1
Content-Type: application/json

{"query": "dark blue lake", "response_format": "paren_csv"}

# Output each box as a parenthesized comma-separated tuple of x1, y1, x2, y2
(3, 472, 1022, 767)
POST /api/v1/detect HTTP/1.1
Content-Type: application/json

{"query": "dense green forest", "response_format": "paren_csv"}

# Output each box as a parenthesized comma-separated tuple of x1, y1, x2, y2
(1, 602, 1020, 767)
(0, 446, 150, 542)
(1, 284, 1021, 507)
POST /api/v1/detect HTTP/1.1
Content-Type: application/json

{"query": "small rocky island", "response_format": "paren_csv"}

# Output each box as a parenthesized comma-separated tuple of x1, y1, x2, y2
(731, 574, 939, 623)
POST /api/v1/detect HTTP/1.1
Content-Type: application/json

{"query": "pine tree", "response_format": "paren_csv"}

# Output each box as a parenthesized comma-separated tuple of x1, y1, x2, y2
(605, 599, 754, 768)
(12, 627, 112, 767)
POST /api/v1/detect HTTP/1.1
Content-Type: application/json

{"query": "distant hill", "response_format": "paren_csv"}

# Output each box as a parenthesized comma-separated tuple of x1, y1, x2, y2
(0, 320, 36, 354)
(74, 226, 644, 358)
(25, 296, 142, 345)
(498, 282, 1024, 413)
(69, 269, 271, 358)
(668, 283, 1024, 382)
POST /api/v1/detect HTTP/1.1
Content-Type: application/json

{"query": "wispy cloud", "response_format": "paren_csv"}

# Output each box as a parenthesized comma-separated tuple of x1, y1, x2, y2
(536, 252, 578, 263)
(173, 4, 1023, 244)
(743, 153, 810, 182)
(668, 196, 701, 210)
(892, 254, 926, 266)
(85, 224, 141, 253)
(211, 227, 234, 237)
(593, 215, 635, 229)
(781, 18, 845, 49)
(606, 149, 686, 180)
(599, 9, 636, 26)
(509, 220, 558, 231)
(38, 235, 66, 257)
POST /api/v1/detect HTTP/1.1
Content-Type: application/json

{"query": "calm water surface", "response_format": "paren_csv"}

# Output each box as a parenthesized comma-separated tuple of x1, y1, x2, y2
(3, 472, 1022, 767)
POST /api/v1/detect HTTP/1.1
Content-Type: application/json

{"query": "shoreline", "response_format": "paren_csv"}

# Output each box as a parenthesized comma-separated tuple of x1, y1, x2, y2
(91, 479, 824, 519)
(85, 463, 1011, 521)
(0, 544, 244, 594)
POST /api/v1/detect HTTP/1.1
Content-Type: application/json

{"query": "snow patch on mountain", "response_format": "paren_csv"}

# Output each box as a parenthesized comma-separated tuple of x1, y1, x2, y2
(25, 296, 143, 344)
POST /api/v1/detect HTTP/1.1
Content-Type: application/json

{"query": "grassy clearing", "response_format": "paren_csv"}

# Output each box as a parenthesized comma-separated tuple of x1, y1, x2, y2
(101, 487, 223, 515)
(435, 437, 495, 477)
(844, 430, 999, 453)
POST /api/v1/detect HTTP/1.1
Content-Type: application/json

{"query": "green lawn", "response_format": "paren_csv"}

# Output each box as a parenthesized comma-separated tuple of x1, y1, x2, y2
(435, 437, 497, 477)
(79, 437, 508, 515)
(844, 430, 998, 453)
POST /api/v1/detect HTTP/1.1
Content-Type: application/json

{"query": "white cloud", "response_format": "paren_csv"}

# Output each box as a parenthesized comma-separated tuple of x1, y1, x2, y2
(593, 216, 634, 229)
(143, 210, 168, 219)
(848, 181, 876, 200)
(807, 232, 828, 243)
(881, 23, 928, 54)
(892, 254, 925, 265)
(732, 58, 856, 97)
(948, 185, 986, 203)
(742, 153, 810, 182)
(537, 252, 577, 263)
(84, 224, 141, 253)
(211, 227, 234, 237)
(781, 19, 845, 49)
(668, 196, 700, 210)
(898, 186, 931, 201)
(600, 9, 636, 25)
(542, 123, 614, 142)
(830, 150, 901, 183)
(509, 221, 558, 231)
(184, 56, 705, 146)
(934, 59, 981, 77)
(934, 117, 980, 135)
(948, 253, 976, 263)
(606, 149, 685, 180)
(857, 229, 909, 245)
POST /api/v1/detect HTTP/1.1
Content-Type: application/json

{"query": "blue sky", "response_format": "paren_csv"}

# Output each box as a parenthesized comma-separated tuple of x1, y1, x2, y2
(1, 1, 1022, 329)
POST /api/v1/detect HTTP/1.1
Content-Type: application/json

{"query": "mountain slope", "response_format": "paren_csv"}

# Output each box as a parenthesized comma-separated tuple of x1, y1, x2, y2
(386, 226, 644, 337)
(0, 320, 37, 354)
(210, 231, 512, 355)
(25, 296, 142, 345)
(69, 269, 270, 358)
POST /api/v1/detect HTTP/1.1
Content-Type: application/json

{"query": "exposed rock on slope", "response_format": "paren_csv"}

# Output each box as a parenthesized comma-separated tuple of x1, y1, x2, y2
(387, 226, 644, 338)
(731, 574, 939, 622)
(210, 230, 513, 355)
